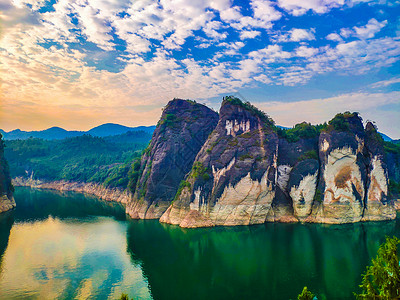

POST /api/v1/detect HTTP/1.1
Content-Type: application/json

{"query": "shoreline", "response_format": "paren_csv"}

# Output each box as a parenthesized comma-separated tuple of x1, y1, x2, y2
(12, 177, 400, 227)
(13, 177, 130, 205)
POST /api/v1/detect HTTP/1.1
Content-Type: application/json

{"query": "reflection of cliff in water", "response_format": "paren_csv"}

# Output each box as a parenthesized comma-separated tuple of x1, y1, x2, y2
(13, 187, 126, 222)
(0, 211, 14, 273)
(126, 219, 398, 300)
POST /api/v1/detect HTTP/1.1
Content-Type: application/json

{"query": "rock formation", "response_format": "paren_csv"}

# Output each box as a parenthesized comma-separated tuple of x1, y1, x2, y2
(268, 128, 319, 222)
(125, 97, 398, 227)
(362, 122, 395, 220)
(126, 99, 218, 219)
(160, 97, 278, 227)
(0, 134, 15, 213)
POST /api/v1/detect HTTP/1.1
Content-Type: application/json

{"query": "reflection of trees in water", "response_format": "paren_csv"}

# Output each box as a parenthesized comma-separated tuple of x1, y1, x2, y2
(125, 219, 399, 300)
(13, 187, 126, 222)
(0, 211, 14, 274)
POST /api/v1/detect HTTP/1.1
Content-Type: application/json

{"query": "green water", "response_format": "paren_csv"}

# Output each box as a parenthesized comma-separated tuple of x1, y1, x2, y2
(0, 187, 399, 299)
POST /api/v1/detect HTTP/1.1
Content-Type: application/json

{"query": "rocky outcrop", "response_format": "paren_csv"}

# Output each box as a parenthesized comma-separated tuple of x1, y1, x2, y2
(126, 99, 219, 219)
(362, 122, 395, 221)
(311, 114, 368, 224)
(267, 132, 319, 222)
(0, 134, 15, 213)
(288, 158, 319, 221)
(158, 101, 396, 227)
(160, 97, 279, 227)
(13, 177, 130, 204)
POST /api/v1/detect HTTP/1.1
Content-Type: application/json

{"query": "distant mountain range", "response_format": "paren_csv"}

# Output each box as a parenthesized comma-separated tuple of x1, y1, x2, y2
(0, 123, 396, 142)
(0, 123, 156, 140)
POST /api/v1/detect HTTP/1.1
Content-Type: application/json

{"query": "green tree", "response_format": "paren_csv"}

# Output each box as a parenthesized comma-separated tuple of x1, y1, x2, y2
(297, 286, 315, 300)
(120, 293, 131, 300)
(356, 236, 400, 299)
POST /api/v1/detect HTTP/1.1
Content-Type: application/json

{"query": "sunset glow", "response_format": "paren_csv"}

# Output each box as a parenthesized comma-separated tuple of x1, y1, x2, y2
(0, 0, 399, 137)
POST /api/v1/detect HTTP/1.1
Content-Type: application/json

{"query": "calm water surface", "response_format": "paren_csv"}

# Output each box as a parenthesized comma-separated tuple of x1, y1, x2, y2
(0, 187, 399, 299)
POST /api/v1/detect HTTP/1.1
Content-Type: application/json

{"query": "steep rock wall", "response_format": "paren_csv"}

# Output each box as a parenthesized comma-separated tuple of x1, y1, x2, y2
(362, 122, 395, 220)
(267, 135, 319, 222)
(126, 99, 218, 219)
(160, 97, 279, 227)
(312, 115, 368, 223)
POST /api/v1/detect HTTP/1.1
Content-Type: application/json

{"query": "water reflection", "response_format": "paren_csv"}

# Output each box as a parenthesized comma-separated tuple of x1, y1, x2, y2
(0, 211, 13, 275)
(12, 187, 126, 222)
(126, 220, 398, 300)
(0, 187, 150, 300)
(1, 187, 399, 300)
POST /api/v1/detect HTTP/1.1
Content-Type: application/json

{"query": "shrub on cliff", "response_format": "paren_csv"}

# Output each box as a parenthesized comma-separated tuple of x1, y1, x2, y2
(326, 111, 359, 132)
(224, 96, 275, 128)
(278, 122, 320, 143)
(297, 286, 315, 300)
(355, 236, 400, 299)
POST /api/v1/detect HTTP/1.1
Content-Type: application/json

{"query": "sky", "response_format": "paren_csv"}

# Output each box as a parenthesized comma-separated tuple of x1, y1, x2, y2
(0, 0, 399, 138)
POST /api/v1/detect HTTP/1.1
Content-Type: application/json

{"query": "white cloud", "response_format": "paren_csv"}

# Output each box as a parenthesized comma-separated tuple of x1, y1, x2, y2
(203, 21, 227, 41)
(340, 27, 353, 38)
(220, 0, 282, 30)
(1, 0, 400, 133)
(334, 18, 388, 41)
(251, 0, 282, 26)
(289, 28, 316, 41)
(326, 33, 342, 42)
(369, 78, 400, 88)
(259, 91, 400, 138)
(353, 18, 387, 39)
(277, 0, 345, 16)
(295, 46, 319, 57)
(249, 44, 292, 62)
(239, 30, 261, 40)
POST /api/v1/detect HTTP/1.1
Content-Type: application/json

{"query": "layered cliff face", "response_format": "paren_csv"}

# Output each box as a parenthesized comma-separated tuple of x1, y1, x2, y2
(126, 99, 218, 219)
(267, 127, 319, 222)
(386, 142, 400, 204)
(126, 97, 396, 227)
(0, 134, 15, 213)
(362, 122, 395, 220)
(160, 97, 279, 227)
(312, 114, 368, 223)
(310, 115, 394, 223)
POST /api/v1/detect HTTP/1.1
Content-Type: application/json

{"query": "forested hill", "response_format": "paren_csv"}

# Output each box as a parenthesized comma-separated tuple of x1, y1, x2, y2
(0, 123, 156, 140)
(4, 130, 151, 189)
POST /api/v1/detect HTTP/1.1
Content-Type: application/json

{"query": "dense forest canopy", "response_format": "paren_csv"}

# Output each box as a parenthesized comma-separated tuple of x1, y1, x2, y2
(4, 131, 151, 189)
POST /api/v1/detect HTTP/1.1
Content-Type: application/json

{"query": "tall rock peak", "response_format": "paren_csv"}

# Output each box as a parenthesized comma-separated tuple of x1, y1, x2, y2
(160, 96, 279, 227)
(126, 99, 219, 219)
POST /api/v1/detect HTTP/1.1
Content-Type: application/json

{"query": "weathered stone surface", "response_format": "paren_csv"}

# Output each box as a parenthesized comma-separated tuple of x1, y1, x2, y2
(269, 135, 319, 222)
(288, 159, 319, 221)
(362, 122, 395, 221)
(0, 135, 15, 213)
(157, 104, 397, 227)
(160, 97, 279, 227)
(126, 99, 219, 219)
(312, 115, 367, 223)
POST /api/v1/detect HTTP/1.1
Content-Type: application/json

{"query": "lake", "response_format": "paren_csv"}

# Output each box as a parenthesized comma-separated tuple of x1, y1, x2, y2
(0, 187, 398, 299)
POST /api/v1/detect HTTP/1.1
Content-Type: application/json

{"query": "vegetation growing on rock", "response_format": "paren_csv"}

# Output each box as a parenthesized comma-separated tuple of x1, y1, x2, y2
(326, 111, 360, 132)
(297, 286, 315, 300)
(224, 96, 275, 127)
(277, 122, 322, 143)
(356, 236, 400, 299)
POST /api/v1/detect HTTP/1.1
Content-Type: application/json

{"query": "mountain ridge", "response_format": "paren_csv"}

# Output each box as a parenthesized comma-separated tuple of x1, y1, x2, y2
(0, 124, 156, 140)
